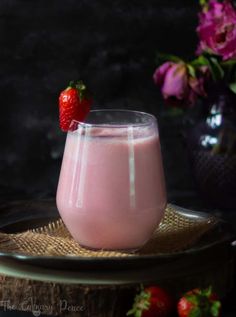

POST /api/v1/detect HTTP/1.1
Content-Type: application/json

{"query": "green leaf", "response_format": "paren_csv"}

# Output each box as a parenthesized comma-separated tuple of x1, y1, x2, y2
(189, 307, 202, 317)
(127, 308, 135, 316)
(229, 82, 236, 94)
(191, 55, 224, 81)
(135, 311, 142, 317)
(209, 57, 224, 80)
(222, 60, 236, 82)
(210, 301, 221, 317)
(155, 52, 183, 65)
(222, 59, 236, 67)
(202, 286, 212, 297)
(187, 64, 196, 78)
(126, 307, 142, 317)
(185, 294, 198, 305)
(191, 55, 210, 67)
(126, 288, 150, 317)
(200, 0, 208, 6)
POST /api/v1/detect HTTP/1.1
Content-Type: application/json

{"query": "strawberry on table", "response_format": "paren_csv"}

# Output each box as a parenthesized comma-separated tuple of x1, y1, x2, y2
(127, 285, 174, 317)
(177, 287, 221, 317)
(59, 80, 92, 132)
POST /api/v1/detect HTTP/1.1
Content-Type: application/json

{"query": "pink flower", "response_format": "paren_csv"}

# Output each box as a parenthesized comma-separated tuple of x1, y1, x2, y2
(197, 0, 236, 60)
(153, 62, 207, 107)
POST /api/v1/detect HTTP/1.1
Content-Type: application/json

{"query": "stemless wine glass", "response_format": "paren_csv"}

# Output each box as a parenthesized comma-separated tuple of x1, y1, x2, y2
(56, 110, 166, 251)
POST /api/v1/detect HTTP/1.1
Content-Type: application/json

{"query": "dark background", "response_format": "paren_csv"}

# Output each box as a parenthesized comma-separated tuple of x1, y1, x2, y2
(0, 3, 236, 316)
(0, 0, 200, 204)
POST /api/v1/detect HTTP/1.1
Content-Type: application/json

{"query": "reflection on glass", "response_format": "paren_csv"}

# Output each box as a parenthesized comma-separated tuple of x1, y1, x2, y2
(206, 104, 222, 129)
(200, 135, 218, 148)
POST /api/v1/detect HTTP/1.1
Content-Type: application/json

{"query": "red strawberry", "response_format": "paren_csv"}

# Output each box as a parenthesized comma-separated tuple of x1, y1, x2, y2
(127, 286, 174, 317)
(177, 287, 221, 317)
(59, 80, 92, 131)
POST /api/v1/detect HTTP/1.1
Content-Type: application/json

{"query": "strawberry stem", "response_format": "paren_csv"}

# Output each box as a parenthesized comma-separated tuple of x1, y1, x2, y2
(76, 80, 86, 101)
(66, 79, 90, 101)
(69, 80, 75, 87)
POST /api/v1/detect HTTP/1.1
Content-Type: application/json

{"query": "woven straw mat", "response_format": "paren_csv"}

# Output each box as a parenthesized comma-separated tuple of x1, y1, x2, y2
(0, 205, 217, 257)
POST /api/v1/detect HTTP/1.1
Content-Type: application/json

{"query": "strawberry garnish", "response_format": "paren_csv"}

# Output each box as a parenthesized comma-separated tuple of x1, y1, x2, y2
(177, 287, 221, 317)
(59, 80, 92, 132)
(127, 286, 174, 317)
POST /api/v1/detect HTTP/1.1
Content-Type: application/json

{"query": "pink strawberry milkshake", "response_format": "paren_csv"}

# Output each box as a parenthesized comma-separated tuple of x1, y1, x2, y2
(56, 110, 166, 250)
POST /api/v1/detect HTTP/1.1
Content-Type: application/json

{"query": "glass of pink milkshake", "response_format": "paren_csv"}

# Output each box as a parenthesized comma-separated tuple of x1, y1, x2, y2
(56, 110, 166, 251)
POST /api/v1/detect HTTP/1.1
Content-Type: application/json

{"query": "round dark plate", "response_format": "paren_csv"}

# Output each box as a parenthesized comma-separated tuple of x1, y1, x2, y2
(0, 199, 234, 271)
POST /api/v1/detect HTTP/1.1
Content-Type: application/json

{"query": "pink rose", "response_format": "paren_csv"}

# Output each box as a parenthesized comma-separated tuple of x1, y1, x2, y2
(197, 0, 236, 60)
(153, 62, 207, 107)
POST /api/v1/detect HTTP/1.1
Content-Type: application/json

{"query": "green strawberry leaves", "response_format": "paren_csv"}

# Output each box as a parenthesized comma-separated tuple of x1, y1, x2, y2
(189, 307, 202, 317)
(211, 301, 221, 317)
(185, 294, 199, 306)
(185, 287, 221, 317)
(127, 289, 151, 317)
(67, 80, 88, 101)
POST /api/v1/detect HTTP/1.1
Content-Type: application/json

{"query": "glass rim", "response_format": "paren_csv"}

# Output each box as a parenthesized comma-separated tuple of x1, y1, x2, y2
(70, 109, 157, 129)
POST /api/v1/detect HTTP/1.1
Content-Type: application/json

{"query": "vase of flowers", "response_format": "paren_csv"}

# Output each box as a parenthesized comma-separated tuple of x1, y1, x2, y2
(153, 0, 236, 209)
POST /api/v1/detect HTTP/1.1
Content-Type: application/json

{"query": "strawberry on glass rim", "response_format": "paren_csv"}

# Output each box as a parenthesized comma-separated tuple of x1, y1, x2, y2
(58, 80, 92, 132)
